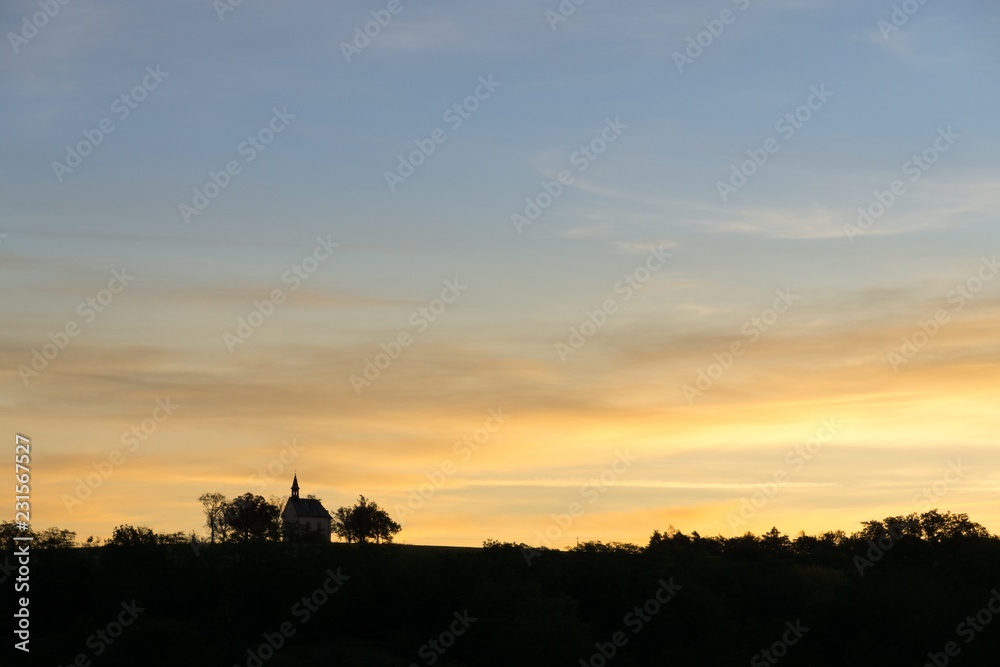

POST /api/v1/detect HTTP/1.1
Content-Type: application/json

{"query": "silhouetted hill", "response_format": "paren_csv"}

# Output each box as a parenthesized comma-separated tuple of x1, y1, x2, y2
(12, 527, 1000, 666)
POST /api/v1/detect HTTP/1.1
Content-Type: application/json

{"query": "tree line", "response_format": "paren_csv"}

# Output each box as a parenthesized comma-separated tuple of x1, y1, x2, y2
(479, 509, 994, 567)
(21, 508, 1000, 666)
(0, 491, 401, 549)
(2, 507, 987, 555)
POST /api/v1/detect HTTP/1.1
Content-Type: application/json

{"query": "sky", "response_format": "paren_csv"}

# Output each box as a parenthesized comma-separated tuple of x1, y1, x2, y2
(2, 0, 999, 547)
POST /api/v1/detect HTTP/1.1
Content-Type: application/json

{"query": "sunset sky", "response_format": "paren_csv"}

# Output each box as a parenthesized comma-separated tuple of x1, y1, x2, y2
(3, 0, 999, 547)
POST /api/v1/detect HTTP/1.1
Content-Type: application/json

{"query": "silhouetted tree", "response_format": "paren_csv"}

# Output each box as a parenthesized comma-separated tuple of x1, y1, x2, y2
(852, 510, 989, 544)
(1, 522, 76, 548)
(569, 540, 641, 554)
(155, 531, 189, 545)
(0, 520, 33, 548)
(198, 492, 229, 543)
(332, 495, 401, 543)
(760, 526, 792, 554)
(108, 525, 158, 547)
(223, 493, 281, 542)
(935, 510, 990, 539)
(36, 527, 76, 548)
(721, 532, 763, 560)
(648, 525, 692, 550)
(483, 539, 535, 550)
(821, 529, 847, 546)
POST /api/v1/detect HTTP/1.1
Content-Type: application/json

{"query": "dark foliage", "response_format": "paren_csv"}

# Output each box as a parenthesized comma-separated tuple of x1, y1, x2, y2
(15, 510, 1000, 666)
(223, 493, 282, 543)
(332, 495, 401, 544)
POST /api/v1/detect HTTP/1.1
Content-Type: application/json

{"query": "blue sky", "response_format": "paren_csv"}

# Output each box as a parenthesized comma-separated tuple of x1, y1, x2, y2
(3, 0, 999, 545)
